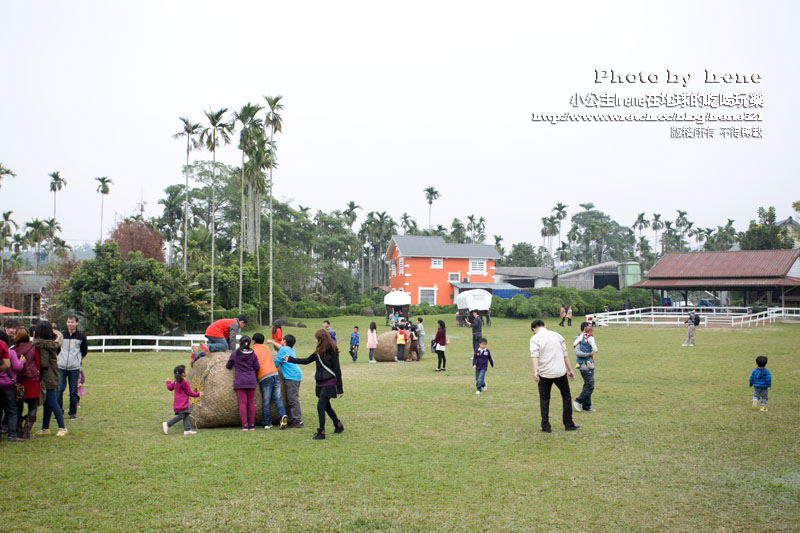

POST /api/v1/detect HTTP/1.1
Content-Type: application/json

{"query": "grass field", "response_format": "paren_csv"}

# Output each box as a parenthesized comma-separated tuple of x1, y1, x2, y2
(2, 315, 798, 531)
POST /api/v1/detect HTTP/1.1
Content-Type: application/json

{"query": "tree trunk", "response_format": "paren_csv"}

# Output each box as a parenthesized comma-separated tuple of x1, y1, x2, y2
(238, 151, 245, 314)
(210, 138, 216, 323)
(256, 190, 262, 326)
(184, 141, 189, 273)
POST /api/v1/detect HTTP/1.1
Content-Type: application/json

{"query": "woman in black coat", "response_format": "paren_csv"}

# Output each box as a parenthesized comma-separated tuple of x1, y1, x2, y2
(286, 329, 343, 440)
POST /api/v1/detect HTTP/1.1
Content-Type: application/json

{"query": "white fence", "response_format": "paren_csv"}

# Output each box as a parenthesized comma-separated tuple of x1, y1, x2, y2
(595, 306, 800, 328)
(86, 334, 208, 353)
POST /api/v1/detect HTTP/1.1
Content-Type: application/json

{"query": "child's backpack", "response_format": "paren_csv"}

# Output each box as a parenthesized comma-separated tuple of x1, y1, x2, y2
(692, 313, 700, 326)
(574, 334, 592, 357)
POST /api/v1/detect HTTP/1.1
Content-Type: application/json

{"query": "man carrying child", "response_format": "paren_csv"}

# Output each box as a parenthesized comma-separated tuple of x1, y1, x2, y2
(573, 322, 598, 413)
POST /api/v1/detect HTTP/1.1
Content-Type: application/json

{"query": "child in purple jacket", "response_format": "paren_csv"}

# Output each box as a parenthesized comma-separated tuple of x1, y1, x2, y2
(226, 336, 260, 431)
(163, 365, 202, 436)
(472, 337, 494, 395)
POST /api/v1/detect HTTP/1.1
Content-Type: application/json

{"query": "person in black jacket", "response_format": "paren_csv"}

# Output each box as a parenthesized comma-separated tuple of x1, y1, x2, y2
(285, 329, 344, 440)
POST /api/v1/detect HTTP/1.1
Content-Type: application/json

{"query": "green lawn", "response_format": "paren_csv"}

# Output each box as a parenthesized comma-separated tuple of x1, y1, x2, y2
(2, 316, 798, 531)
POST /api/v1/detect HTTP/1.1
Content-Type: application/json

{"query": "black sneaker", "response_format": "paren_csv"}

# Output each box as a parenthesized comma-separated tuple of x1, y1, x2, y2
(312, 430, 325, 440)
(334, 421, 345, 434)
(565, 424, 580, 431)
(541, 426, 552, 433)
(69, 415, 78, 420)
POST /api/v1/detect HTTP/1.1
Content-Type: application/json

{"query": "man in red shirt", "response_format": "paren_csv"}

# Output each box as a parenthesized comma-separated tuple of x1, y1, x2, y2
(199, 315, 248, 354)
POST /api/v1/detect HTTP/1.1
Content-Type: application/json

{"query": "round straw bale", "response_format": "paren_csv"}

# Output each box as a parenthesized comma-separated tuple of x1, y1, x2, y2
(186, 351, 285, 428)
(373, 331, 414, 362)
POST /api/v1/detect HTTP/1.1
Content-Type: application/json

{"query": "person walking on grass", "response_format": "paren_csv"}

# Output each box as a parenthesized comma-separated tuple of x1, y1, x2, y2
(566, 306, 573, 327)
(285, 329, 344, 441)
(349, 326, 360, 363)
(58, 315, 87, 421)
(530, 319, 579, 433)
(163, 365, 202, 436)
(749, 356, 771, 412)
(468, 310, 483, 353)
(572, 323, 598, 413)
(416, 318, 426, 356)
(226, 336, 260, 431)
(472, 337, 493, 395)
(252, 333, 287, 430)
(559, 305, 566, 327)
(366, 322, 378, 363)
(434, 320, 448, 371)
(270, 334, 303, 428)
(683, 309, 699, 347)
(33, 321, 68, 438)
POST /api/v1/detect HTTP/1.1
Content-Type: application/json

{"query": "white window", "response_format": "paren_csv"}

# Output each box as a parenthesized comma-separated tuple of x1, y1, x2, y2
(419, 288, 436, 305)
(448, 272, 460, 282)
(469, 260, 486, 274)
(399, 257, 404, 275)
(431, 258, 443, 269)
(391, 261, 396, 277)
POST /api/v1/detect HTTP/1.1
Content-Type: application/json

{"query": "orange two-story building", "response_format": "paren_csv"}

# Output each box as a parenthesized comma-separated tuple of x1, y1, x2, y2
(385, 235, 501, 306)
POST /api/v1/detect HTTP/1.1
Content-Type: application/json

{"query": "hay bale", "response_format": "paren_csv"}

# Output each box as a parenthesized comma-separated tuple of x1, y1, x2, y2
(373, 331, 417, 362)
(186, 351, 284, 428)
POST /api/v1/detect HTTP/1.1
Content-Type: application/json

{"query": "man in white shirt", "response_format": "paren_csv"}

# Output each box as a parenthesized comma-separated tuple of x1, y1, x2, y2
(530, 319, 579, 433)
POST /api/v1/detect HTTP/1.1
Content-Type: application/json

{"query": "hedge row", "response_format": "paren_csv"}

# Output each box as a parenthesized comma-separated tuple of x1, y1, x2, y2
(490, 286, 651, 319)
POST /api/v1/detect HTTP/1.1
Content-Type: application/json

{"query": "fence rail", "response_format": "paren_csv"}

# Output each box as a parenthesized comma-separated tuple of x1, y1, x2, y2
(86, 334, 208, 353)
(595, 306, 799, 328)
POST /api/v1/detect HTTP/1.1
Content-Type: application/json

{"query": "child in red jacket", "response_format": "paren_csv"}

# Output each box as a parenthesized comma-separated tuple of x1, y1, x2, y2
(163, 365, 202, 436)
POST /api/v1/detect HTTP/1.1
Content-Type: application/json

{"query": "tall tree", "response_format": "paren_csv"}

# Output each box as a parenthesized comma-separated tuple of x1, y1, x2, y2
(632, 212, 649, 256)
(0, 211, 17, 275)
(234, 103, 264, 313)
(343, 201, 361, 228)
(264, 95, 284, 326)
(25, 219, 48, 271)
(552, 202, 568, 256)
(200, 108, 234, 321)
(172, 117, 202, 273)
(651, 213, 663, 254)
(0, 163, 15, 188)
(739, 206, 794, 250)
(48, 171, 66, 260)
(95, 176, 112, 242)
(424, 186, 440, 228)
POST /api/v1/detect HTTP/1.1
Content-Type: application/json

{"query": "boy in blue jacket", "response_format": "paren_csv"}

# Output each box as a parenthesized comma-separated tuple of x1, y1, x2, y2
(270, 334, 304, 428)
(749, 355, 772, 412)
(472, 338, 494, 395)
(349, 326, 360, 363)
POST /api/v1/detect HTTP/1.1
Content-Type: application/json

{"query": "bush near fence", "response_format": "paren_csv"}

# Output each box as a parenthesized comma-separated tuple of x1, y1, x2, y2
(491, 286, 651, 319)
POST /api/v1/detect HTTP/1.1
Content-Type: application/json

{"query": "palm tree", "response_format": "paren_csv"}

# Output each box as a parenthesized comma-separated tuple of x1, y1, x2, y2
(200, 108, 233, 322)
(651, 213, 663, 254)
(552, 202, 568, 252)
(343, 201, 361, 228)
(493, 234, 505, 258)
(632, 213, 649, 256)
(0, 163, 15, 188)
(234, 103, 264, 313)
(466, 215, 477, 242)
(450, 218, 466, 243)
(264, 95, 284, 326)
(675, 210, 689, 251)
(424, 186, 440, 228)
(173, 117, 203, 273)
(48, 171, 66, 260)
(400, 213, 414, 234)
(0, 211, 18, 275)
(25, 219, 48, 271)
(44, 218, 62, 259)
(95, 177, 112, 241)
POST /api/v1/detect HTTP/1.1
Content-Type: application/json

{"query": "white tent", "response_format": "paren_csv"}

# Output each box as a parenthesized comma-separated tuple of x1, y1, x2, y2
(384, 291, 412, 307)
(454, 289, 492, 311)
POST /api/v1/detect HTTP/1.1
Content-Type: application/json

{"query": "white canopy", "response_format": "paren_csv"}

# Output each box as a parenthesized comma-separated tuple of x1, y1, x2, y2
(454, 289, 492, 311)
(384, 291, 412, 306)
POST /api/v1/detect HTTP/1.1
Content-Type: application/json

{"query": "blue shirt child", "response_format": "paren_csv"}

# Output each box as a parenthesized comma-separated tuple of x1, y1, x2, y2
(350, 331, 360, 347)
(274, 346, 302, 382)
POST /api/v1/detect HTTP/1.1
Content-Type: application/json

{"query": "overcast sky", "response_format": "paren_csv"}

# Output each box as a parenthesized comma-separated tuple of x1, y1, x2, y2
(1, 1, 797, 249)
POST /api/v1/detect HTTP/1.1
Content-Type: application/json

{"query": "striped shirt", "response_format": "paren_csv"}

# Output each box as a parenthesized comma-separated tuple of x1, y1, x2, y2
(749, 368, 771, 389)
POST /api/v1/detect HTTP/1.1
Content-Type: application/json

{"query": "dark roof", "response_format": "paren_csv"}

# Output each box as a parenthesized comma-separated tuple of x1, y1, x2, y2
(495, 266, 553, 279)
(449, 282, 521, 290)
(777, 216, 800, 229)
(633, 277, 800, 289)
(645, 250, 800, 279)
(387, 235, 501, 260)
